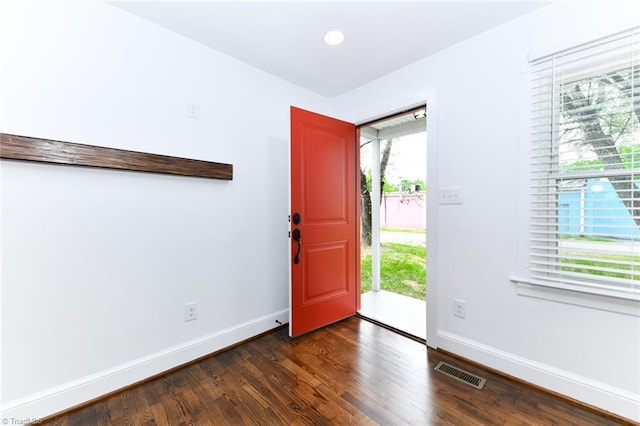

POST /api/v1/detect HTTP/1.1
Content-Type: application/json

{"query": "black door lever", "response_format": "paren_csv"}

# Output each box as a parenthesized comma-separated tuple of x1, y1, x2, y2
(293, 228, 301, 264)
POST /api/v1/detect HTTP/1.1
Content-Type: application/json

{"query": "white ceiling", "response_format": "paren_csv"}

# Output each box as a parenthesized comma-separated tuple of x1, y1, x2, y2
(110, 1, 549, 97)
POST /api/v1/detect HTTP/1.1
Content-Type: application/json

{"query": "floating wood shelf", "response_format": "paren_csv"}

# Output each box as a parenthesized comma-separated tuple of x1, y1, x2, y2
(0, 133, 233, 180)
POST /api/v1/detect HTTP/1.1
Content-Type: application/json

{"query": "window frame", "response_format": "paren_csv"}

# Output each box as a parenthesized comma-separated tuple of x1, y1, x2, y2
(515, 27, 640, 308)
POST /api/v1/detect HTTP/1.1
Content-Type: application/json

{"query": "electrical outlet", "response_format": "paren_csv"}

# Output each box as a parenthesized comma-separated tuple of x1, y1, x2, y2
(453, 299, 467, 319)
(184, 302, 198, 321)
(439, 187, 463, 205)
(187, 102, 200, 119)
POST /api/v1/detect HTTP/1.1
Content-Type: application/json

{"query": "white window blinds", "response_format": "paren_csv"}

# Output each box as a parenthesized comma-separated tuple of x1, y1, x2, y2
(530, 27, 640, 300)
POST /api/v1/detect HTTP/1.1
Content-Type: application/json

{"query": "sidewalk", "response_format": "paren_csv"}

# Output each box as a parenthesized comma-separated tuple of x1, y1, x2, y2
(380, 230, 425, 245)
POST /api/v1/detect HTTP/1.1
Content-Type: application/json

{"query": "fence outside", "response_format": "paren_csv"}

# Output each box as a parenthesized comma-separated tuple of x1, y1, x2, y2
(380, 192, 426, 230)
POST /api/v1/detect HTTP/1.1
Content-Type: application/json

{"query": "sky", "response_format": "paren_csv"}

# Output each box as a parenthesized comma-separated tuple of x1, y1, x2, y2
(360, 131, 427, 189)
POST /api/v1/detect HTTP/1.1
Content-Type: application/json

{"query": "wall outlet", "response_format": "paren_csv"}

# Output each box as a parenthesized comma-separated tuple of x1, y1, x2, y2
(453, 299, 467, 318)
(439, 187, 463, 205)
(184, 302, 198, 321)
(187, 102, 200, 119)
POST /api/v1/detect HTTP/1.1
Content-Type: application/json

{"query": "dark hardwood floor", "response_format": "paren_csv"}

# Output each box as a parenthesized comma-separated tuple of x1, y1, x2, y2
(44, 317, 629, 425)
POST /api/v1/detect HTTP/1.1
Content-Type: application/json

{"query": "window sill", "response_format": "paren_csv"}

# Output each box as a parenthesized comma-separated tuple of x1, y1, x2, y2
(510, 277, 640, 317)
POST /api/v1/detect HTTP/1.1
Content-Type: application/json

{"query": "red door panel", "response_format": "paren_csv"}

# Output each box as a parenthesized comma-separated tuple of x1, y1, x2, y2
(290, 106, 359, 337)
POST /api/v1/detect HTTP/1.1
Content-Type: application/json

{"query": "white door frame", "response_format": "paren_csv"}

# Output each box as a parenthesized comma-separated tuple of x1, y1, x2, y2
(354, 93, 439, 349)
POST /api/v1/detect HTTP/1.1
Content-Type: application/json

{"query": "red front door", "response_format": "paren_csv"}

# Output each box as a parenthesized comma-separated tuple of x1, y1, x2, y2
(290, 106, 359, 337)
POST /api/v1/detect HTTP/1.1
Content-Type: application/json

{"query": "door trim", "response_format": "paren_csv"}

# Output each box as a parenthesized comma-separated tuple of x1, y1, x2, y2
(353, 97, 438, 350)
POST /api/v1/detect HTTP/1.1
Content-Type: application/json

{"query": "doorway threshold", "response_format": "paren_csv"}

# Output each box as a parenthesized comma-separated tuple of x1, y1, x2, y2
(358, 290, 426, 340)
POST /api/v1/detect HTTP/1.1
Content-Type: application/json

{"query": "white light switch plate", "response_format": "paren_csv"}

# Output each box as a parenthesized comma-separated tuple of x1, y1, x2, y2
(439, 187, 463, 205)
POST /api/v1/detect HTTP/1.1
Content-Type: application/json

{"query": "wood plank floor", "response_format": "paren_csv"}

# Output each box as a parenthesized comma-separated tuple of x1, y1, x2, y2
(44, 317, 629, 425)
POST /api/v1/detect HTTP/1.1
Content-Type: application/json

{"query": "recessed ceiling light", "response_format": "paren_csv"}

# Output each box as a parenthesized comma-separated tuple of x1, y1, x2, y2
(324, 30, 345, 46)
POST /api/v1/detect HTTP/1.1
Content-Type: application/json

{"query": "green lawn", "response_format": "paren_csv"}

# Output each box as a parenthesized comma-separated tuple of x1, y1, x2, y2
(560, 250, 640, 281)
(359, 242, 637, 301)
(559, 235, 616, 242)
(361, 242, 426, 300)
(380, 227, 426, 234)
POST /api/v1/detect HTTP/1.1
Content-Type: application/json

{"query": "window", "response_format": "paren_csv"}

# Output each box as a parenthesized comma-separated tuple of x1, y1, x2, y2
(530, 28, 640, 300)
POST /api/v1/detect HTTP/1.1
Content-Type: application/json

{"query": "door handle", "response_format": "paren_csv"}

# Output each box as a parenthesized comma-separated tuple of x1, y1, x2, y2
(293, 228, 301, 264)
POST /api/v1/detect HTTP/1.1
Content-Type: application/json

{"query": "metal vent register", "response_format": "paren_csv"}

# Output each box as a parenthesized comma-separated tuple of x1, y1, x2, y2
(434, 361, 486, 390)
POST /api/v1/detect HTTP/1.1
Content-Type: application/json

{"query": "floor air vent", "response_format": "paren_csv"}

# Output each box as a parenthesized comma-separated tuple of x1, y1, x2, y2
(434, 361, 486, 389)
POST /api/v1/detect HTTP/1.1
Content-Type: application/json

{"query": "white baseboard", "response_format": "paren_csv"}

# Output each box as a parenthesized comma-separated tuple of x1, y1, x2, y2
(437, 330, 640, 422)
(1, 309, 290, 422)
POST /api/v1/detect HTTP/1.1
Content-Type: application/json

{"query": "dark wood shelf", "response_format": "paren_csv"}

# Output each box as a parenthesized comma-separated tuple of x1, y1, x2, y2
(0, 133, 233, 180)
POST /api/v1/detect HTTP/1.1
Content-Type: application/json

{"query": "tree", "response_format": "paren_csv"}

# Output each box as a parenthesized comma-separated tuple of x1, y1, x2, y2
(360, 139, 393, 246)
(399, 178, 426, 192)
(560, 65, 640, 226)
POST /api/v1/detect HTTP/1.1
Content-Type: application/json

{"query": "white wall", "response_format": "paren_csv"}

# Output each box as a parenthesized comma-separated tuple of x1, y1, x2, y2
(0, 1, 329, 419)
(334, 2, 640, 421)
(2, 0, 640, 422)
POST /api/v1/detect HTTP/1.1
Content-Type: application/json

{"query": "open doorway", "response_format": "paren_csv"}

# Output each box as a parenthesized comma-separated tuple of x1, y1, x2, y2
(357, 106, 427, 340)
